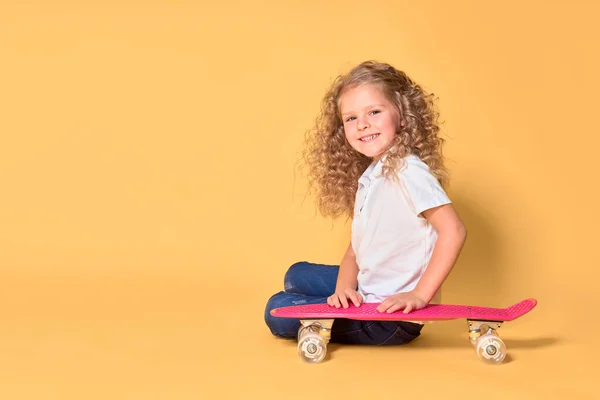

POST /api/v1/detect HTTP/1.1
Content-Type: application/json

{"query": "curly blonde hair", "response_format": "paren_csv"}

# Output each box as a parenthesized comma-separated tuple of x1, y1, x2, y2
(301, 60, 449, 219)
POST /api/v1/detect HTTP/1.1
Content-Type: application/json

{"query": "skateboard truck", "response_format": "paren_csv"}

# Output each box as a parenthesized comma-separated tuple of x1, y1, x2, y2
(297, 319, 334, 363)
(467, 319, 507, 364)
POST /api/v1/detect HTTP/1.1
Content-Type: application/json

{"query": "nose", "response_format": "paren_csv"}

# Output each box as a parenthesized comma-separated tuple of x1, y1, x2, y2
(358, 118, 370, 131)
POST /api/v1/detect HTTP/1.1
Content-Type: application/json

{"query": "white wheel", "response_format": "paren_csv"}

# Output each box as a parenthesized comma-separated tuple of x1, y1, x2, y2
(297, 325, 327, 363)
(475, 331, 506, 364)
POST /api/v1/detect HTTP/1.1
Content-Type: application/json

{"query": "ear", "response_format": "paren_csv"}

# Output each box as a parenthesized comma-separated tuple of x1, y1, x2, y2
(396, 116, 406, 129)
(395, 108, 405, 128)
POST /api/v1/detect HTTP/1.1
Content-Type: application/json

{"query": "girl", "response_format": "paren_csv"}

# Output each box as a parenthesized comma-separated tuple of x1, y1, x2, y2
(264, 61, 467, 346)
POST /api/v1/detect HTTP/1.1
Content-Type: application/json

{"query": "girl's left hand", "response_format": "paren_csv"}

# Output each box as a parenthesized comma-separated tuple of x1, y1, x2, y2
(376, 291, 428, 314)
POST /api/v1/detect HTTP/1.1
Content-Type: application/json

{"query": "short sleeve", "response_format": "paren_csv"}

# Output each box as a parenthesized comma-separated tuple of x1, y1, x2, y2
(399, 157, 451, 216)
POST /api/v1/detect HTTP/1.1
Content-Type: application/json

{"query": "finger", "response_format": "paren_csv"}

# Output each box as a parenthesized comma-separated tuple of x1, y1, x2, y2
(348, 291, 361, 307)
(376, 300, 389, 313)
(332, 295, 341, 308)
(403, 303, 413, 314)
(327, 296, 333, 307)
(357, 292, 364, 305)
(386, 302, 404, 314)
(340, 294, 349, 309)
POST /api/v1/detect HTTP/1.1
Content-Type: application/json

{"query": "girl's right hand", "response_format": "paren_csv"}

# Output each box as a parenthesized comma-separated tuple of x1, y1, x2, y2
(327, 289, 363, 308)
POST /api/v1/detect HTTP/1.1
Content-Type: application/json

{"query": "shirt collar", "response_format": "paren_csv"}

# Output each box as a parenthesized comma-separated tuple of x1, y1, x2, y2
(359, 154, 388, 184)
(359, 153, 419, 184)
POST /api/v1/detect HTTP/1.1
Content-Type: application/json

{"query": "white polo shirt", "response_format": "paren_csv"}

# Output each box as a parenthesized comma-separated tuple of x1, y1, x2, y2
(352, 154, 451, 304)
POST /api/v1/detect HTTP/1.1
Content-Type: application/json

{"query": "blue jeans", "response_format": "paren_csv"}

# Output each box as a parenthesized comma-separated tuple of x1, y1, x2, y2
(264, 261, 423, 345)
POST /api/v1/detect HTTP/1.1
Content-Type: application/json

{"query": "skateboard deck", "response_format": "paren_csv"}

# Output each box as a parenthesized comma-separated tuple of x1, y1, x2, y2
(271, 298, 537, 322)
(271, 298, 537, 364)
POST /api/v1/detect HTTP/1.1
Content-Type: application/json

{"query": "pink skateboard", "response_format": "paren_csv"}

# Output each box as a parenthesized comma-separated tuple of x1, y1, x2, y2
(271, 298, 537, 364)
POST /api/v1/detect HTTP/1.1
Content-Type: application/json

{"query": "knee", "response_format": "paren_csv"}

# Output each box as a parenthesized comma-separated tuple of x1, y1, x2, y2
(264, 291, 283, 318)
(264, 291, 298, 338)
(264, 292, 285, 334)
(283, 261, 310, 292)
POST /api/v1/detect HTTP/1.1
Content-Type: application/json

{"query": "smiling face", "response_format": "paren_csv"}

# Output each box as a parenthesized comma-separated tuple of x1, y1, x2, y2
(339, 84, 400, 161)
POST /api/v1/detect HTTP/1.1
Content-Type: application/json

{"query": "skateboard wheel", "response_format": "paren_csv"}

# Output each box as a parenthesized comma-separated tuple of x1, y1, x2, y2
(475, 332, 506, 364)
(297, 327, 327, 363)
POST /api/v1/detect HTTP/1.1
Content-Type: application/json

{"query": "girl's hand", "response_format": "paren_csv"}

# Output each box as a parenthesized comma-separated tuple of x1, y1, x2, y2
(376, 291, 428, 314)
(327, 289, 363, 308)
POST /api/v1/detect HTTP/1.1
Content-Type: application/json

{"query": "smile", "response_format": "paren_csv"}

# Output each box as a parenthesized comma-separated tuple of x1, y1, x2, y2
(359, 133, 380, 142)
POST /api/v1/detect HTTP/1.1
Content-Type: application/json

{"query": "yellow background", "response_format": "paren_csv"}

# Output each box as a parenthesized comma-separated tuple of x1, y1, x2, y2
(1, 0, 597, 398)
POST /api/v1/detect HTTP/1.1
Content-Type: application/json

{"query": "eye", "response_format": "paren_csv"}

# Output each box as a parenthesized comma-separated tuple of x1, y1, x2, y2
(345, 116, 356, 122)
(369, 109, 381, 115)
